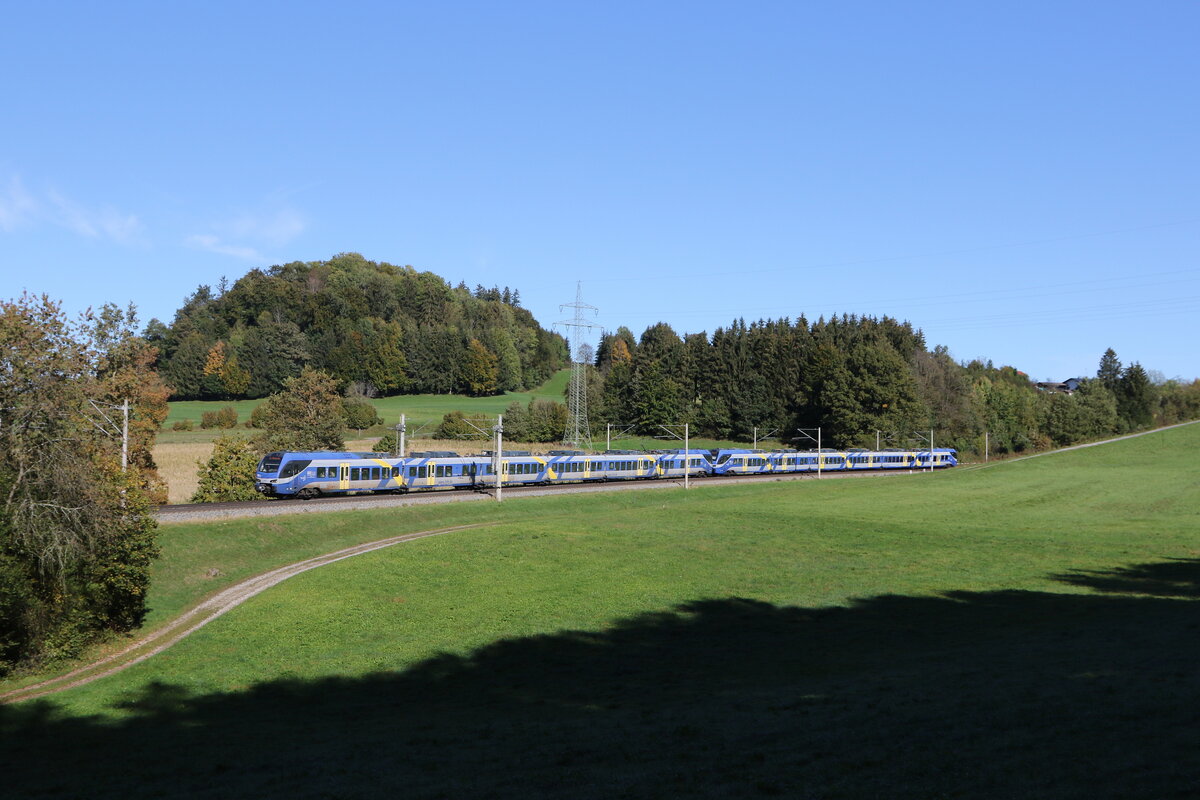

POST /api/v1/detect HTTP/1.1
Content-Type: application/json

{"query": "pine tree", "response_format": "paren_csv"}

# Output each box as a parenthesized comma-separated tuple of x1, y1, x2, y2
(1097, 348, 1122, 391)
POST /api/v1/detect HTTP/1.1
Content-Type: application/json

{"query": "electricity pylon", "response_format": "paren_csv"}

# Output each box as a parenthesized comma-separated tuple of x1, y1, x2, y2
(555, 282, 600, 450)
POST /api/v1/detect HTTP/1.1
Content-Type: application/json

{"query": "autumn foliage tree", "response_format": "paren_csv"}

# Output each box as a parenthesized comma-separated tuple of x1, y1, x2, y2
(0, 295, 160, 672)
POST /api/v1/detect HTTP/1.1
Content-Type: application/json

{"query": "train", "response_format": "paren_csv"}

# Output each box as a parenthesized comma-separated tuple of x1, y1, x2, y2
(254, 446, 958, 498)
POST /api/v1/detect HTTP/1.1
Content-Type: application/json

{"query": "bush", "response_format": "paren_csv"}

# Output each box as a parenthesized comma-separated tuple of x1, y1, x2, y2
(435, 410, 475, 439)
(247, 403, 269, 429)
(501, 398, 568, 442)
(171, 419, 194, 431)
(375, 430, 398, 455)
(191, 435, 262, 503)
(200, 406, 239, 430)
(342, 396, 382, 432)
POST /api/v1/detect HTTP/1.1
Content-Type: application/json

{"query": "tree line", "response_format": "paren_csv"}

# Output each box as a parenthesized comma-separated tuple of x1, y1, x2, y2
(590, 316, 1200, 454)
(149, 253, 568, 400)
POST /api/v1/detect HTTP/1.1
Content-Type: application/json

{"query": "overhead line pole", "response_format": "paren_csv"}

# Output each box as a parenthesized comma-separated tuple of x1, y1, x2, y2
(795, 427, 822, 478)
(495, 415, 503, 503)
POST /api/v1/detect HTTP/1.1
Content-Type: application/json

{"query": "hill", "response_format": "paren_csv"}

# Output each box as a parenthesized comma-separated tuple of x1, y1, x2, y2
(149, 252, 568, 400)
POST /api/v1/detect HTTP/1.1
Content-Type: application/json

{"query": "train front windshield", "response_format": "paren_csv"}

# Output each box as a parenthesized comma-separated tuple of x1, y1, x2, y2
(258, 452, 284, 475)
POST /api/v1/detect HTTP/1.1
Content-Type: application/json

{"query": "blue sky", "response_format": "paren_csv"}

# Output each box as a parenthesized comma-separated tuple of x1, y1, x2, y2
(2, 1, 1197, 381)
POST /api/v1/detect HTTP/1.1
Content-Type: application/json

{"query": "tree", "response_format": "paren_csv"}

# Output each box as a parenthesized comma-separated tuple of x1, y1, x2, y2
(459, 339, 499, 396)
(241, 313, 309, 398)
(83, 303, 172, 503)
(0, 295, 159, 672)
(1097, 348, 1122, 392)
(1117, 362, 1155, 430)
(192, 436, 261, 502)
(252, 367, 346, 451)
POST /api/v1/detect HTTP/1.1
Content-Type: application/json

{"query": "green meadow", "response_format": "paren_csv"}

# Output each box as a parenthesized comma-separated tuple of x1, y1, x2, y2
(4, 424, 1199, 798)
(162, 369, 575, 436)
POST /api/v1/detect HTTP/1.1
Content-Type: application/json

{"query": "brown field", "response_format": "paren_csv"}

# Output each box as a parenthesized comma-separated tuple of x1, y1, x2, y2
(154, 437, 544, 505)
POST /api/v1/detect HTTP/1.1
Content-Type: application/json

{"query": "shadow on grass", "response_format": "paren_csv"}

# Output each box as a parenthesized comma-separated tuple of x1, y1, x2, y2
(4, 560, 1200, 799)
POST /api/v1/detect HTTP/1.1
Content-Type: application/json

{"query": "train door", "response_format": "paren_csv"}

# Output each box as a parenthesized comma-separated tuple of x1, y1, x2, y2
(339, 463, 350, 491)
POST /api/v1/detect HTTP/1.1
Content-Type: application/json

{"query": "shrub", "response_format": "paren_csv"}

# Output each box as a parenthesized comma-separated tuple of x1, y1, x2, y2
(191, 435, 262, 503)
(342, 396, 382, 432)
(435, 410, 474, 439)
(247, 403, 269, 429)
(200, 406, 239, 429)
(375, 430, 398, 455)
(171, 419, 194, 431)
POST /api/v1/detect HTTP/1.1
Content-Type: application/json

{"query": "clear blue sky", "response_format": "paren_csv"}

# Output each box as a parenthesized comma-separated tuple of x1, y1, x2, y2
(3, 1, 1197, 381)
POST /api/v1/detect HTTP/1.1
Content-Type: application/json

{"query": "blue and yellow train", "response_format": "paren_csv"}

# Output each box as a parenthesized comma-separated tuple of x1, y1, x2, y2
(255, 446, 957, 498)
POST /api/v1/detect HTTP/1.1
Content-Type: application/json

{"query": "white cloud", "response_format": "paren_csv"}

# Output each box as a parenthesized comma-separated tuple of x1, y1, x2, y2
(0, 177, 38, 232)
(226, 208, 305, 246)
(185, 206, 305, 262)
(47, 190, 144, 244)
(184, 234, 265, 262)
(0, 177, 143, 244)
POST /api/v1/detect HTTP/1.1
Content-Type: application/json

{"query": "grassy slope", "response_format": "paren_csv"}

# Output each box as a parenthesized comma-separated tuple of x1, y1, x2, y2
(163, 369, 573, 432)
(5, 424, 1200, 798)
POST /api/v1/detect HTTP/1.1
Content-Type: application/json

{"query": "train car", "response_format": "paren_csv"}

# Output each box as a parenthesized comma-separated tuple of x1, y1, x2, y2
(713, 448, 958, 475)
(255, 451, 403, 498)
(650, 449, 713, 479)
(400, 452, 491, 491)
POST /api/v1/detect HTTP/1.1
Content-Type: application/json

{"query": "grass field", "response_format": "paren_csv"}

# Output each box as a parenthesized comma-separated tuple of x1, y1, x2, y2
(162, 369, 575, 434)
(5, 424, 1199, 798)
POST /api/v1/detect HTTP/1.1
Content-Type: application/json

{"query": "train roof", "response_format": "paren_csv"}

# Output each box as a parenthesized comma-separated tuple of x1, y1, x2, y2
(263, 451, 389, 460)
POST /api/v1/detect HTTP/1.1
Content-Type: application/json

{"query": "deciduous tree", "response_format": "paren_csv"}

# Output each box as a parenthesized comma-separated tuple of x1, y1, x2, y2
(252, 367, 346, 451)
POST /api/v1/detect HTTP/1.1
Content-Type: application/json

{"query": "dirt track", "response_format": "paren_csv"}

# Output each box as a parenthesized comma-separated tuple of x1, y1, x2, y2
(0, 523, 491, 705)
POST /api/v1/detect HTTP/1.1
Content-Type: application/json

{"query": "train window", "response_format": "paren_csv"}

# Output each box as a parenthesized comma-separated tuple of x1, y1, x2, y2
(408, 467, 416, 477)
(350, 468, 360, 480)
(279, 460, 311, 479)
(418, 466, 428, 478)
(371, 467, 380, 479)
(391, 467, 399, 477)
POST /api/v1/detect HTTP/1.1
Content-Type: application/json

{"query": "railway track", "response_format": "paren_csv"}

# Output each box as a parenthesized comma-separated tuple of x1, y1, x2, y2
(156, 468, 913, 523)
